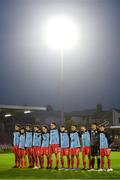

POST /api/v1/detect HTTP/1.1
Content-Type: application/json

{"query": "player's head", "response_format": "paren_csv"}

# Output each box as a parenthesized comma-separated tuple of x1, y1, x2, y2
(37, 126, 42, 133)
(26, 124, 32, 131)
(91, 123, 97, 131)
(15, 124, 20, 131)
(20, 127, 25, 134)
(71, 124, 77, 131)
(80, 125, 86, 132)
(34, 125, 39, 132)
(42, 125, 49, 133)
(60, 125, 66, 132)
(99, 125, 105, 132)
(50, 122, 57, 129)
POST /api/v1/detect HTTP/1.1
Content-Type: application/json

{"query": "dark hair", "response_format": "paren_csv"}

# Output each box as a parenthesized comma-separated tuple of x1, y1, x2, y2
(99, 125, 105, 128)
(34, 125, 40, 128)
(15, 124, 21, 128)
(60, 125, 65, 128)
(42, 125, 49, 131)
(91, 123, 97, 126)
(20, 126, 25, 130)
(71, 124, 77, 128)
(26, 124, 33, 130)
(51, 122, 56, 126)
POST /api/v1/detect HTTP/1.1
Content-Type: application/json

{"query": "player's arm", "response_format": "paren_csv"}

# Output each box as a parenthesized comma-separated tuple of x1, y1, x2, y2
(105, 132, 112, 147)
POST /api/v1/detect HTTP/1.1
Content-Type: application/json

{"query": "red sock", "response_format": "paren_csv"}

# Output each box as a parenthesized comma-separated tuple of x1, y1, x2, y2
(61, 159, 64, 168)
(101, 158, 104, 169)
(88, 159, 91, 169)
(77, 159, 80, 168)
(56, 160, 59, 168)
(71, 159, 74, 169)
(36, 159, 39, 167)
(108, 158, 111, 169)
(41, 158, 44, 168)
(47, 158, 49, 167)
(68, 158, 70, 168)
(49, 160, 52, 168)
(83, 160, 86, 169)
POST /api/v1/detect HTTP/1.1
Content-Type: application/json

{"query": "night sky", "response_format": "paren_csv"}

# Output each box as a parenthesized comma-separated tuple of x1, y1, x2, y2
(0, 0, 120, 111)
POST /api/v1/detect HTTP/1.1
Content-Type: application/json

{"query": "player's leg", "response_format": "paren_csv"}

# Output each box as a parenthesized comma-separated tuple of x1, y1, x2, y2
(88, 154, 91, 169)
(101, 156, 104, 169)
(40, 155, 44, 168)
(107, 155, 112, 171)
(67, 154, 71, 169)
(71, 155, 74, 169)
(91, 155, 95, 169)
(46, 155, 49, 169)
(21, 150, 26, 168)
(76, 154, 80, 169)
(82, 154, 86, 169)
(60, 149, 64, 168)
(96, 155, 101, 170)
(49, 145, 53, 169)
(90, 146, 95, 170)
(55, 152, 59, 169)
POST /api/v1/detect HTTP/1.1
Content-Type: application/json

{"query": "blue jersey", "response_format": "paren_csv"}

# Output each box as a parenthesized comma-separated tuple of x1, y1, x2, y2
(50, 129, 59, 145)
(100, 133, 109, 148)
(81, 131, 90, 147)
(25, 132, 33, 147)
(60, 132, 69, 148)
(70, 131, 80, 148)
(33, 132, 41, 147)
(42, 133, 50, 147)
(19, 134, 26, 149)
(13, 132, 20, 146)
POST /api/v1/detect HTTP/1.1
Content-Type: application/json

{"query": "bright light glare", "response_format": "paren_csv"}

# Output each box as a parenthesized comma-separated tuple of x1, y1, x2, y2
(45, 16, 78, 49)
(4, 114, 12, 117)
(24, 110, 32, 114)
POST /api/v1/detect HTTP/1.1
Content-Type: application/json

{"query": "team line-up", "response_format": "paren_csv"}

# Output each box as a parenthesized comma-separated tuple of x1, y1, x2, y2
(13, 122, 113, 172)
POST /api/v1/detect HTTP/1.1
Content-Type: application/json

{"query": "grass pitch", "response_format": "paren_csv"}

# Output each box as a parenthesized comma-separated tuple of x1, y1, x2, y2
(0, 152, 120, 179)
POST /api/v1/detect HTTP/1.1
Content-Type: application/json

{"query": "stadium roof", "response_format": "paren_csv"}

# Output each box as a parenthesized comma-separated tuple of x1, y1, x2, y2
(0, 105, 47, 115)
(110, 126, 120, 129)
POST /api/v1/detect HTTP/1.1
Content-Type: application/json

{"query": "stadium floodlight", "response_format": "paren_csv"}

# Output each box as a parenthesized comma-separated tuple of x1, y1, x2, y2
(4, 114, 12, 117)
(24, 110, 32, 114)
(44, 15, 78, 123)
(45, 16, 78, 50)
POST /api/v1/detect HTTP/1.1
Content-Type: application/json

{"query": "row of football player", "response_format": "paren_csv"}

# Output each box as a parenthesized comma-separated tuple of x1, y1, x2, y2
(13, 122, 113, 171)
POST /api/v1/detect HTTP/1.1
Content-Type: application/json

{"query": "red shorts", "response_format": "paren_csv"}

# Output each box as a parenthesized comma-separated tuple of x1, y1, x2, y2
(100, 148, 111, 157)
(41, 147, 49, 156)
(82, 146, 91, 156)
(70, 147, 80, 156)
(60, 148, 69, 156)
(13, 145, 19, 154)
(26, 147, 33, 155)
(19, 149, 26, 157)
(49, 144, 59, 155)
(33, 146, 41, 156)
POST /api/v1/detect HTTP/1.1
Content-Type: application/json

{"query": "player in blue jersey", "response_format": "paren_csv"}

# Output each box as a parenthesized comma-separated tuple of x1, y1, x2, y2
(19, 127, 26, 168)
(33, 125, 42, 169)
(25, 124, 34, 168)
(49, 122, 59, 169)
(41, 125, 50, 168)
(99, 125, 113, 172)
(70, 125, 80, 169)
(60, 125, 70, 169)
(13, 124, 20, 168)
(80, 126, 91, 170)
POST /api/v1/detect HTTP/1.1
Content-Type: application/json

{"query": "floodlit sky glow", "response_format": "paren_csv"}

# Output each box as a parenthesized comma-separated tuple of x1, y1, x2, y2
(0, 0, 120, 111)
